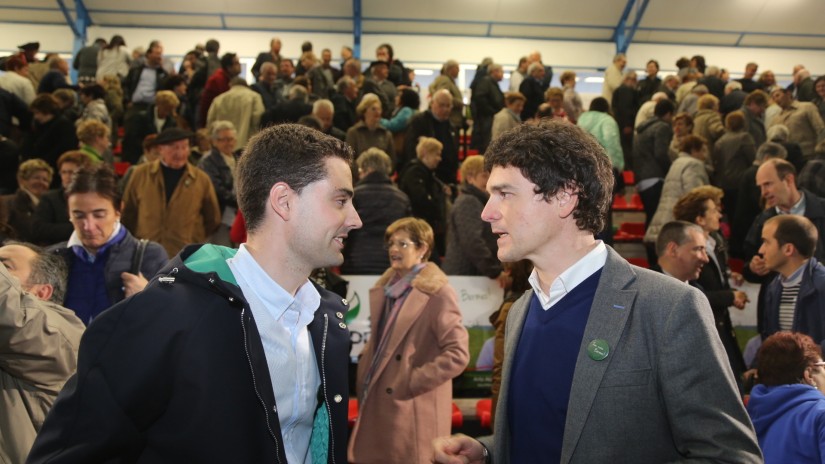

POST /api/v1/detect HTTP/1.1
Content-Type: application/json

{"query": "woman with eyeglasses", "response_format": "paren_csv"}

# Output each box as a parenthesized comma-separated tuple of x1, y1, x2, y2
(747, 332, 825, 463)
(348, 217, 469, 464)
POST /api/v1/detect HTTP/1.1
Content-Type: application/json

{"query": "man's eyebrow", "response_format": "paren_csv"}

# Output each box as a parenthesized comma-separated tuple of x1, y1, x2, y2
(335, 188, 354, 198)
(488, 183, 515, 193)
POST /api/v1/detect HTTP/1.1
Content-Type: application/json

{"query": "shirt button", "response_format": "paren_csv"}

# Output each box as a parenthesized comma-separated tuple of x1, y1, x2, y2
(336, 312, 344, 319)
(339, 322, 347, 329)
(334, 394, 342, 403)
(272, 405, 277, 413)
(341, 298, 348, 306)
(386, 387, 393, 394)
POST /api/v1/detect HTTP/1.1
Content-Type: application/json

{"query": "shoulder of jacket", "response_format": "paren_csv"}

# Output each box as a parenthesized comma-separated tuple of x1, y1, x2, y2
(411, 263, 449, 295)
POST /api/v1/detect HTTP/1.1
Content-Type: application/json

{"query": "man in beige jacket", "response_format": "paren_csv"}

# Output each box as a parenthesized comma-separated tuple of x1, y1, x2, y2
(0, 242, 84, 464)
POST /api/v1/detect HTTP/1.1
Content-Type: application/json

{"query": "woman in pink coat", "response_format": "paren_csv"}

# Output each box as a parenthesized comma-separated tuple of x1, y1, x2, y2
(348, 217, 469, 464)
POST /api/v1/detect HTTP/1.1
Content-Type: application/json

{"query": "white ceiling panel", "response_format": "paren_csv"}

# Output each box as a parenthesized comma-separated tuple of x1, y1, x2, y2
(636, 30, 740, 46)
(363, 20, 487, 36)
(491, 24, 613, 41)
(226, 16, 352, 32)
(740, 35, 825, 50)
(91, 13, 223, 29)
(0, 8, 65, 24)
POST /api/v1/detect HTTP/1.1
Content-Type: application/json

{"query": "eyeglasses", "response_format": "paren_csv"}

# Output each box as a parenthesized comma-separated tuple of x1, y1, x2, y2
(384, 240, 415, 250)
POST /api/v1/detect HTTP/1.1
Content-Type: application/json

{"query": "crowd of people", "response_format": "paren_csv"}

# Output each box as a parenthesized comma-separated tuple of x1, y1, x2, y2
(1, 33, 825, 463)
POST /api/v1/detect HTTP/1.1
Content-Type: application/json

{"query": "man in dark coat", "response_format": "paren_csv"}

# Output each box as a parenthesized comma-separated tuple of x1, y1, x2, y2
(403, 90, 457, 185)
(471, 63, 505, 153)
(27, 124, 358, 464)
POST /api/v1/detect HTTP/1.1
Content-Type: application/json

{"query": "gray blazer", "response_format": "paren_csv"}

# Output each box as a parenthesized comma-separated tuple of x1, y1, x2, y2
(479, 247, 762, 463)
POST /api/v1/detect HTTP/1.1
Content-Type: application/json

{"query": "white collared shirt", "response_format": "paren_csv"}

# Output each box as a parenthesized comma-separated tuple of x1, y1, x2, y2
(228, 244, 321, 464)
(528, 241, 608, 310)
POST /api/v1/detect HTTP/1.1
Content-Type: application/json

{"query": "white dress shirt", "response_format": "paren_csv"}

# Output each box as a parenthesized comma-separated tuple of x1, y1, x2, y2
(228, 244, 321, 464)
(528, 241, 608, 310)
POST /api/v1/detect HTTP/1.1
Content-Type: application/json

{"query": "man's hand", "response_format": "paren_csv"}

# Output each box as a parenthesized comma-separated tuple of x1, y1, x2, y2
(121, 272, 148, 298)
(748, 255, 770, 276)
(730, 271, 745, 287)
(432, 434, 486, 464)
(733, 290, 749, 310)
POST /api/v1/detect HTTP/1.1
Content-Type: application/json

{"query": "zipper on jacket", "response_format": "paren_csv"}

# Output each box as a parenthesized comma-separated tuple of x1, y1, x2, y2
(240, 306, 282, 464)
(320, 313, 335, 464)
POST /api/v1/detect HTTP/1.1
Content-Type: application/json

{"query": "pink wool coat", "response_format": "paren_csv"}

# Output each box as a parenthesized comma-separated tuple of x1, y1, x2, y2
(348, 263, 469, 464)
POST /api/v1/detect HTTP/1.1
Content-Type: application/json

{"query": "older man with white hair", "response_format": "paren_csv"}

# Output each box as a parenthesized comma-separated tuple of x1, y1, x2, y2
(602, 53, 626, 105)
(313, 99, 346, 141)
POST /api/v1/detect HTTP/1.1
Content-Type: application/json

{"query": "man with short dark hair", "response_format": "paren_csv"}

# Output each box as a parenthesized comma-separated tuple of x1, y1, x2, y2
(432, 120, 760, 463)
(28, 124, 361, 463)
(0, 242, 84, 464)
(742, 90, 769, 148)
(124, 41, 168, 108)
(251, 62, 280, 111)
(637, 59, 661, 103)
(655, 221, 709, 282)
(758, 215, 825, 345)
(331, 76, 358, 132)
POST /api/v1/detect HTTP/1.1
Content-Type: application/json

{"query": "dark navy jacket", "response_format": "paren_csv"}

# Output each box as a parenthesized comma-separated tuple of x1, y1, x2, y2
(28, 244, 350, 464)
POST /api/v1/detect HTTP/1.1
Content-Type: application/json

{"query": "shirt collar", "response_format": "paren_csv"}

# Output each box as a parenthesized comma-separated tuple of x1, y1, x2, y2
(528, 241, 607, 310)
(781, 260, 809, 287)
(67, 221, 124, 262)
(228, 244, 320, 322)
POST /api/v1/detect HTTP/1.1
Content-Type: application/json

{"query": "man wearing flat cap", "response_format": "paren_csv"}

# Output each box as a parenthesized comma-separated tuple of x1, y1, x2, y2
(122, 127, 221, 256)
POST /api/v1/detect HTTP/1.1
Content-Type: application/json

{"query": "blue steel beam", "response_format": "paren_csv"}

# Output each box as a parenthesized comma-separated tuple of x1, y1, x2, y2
(612, 0, 636, 52)
(621, 0, 650, 54)
(57, 0, 92, 82)
(353, 0, 361, 59)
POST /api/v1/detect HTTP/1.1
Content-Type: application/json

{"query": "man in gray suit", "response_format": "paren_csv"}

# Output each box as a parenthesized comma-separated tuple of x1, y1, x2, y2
(433, 121, 761, 463)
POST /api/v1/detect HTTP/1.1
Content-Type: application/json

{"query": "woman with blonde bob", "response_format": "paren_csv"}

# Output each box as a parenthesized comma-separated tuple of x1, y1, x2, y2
(349, 217, 469, 463)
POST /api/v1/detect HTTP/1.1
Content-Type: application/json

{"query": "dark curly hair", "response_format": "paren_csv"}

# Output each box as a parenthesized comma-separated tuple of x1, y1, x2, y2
(484, 120, 613, 234)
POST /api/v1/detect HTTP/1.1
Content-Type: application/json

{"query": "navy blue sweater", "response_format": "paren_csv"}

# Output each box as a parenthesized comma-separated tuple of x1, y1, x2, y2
(508, 269, 602, 463)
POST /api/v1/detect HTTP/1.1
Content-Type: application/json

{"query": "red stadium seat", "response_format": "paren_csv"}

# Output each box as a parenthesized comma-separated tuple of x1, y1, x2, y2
(613, 222, 646, 242)
(476, 398, 492, 429)
(348, 399, 358, 429)
(452, 402, 463, 429)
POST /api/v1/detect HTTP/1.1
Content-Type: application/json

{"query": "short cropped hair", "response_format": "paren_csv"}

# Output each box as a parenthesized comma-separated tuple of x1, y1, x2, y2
(357, 148, 393, 176)
(460, 155, 486, 184)
(154, 90, 179, 110)
(588, 97, 609, 113)
(656, 221, 704, 257)
(679, 134, 706, 154)
(765, 214, 819, 259)
(744, 89, 769, 107)
(697, 94, 719, 110)
(544, 87, 563, 101)
(654, 99, 675, 118)
(313, 99, 334, 114)
(385, 217, 435, 261)
(416, 137, 443, 159)
(76, 119, 110, 145)
(220, 53, 237, 71)
(758, 332, 822, 386)
(724, 110, 745, 132)
(57, 151, 92, 170)
(672, 185, 723, 224)
(560, 71, 576, 85)
(79, 84, 106, 100)
(30, 94, 61, 115)
(210, 120, 236, 139)
(504, 92, 526, 105)
(484, 120, 613, 234)
(236, 124, 354, 233)
(767, 124, 789, 143)
(7, 242, 68, 304)
(756, 142, 787, 163)
(673, 112, 694, 129)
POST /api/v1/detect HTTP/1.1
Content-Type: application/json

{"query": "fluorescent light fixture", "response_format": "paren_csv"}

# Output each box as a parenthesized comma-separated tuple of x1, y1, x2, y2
(414, 69, 434, 76)
(585, 77, 605, 83)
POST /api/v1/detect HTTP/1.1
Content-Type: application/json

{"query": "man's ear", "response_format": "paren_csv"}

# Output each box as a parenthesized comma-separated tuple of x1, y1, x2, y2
(782, 242, 796, 257)
(666, 241, 679, 257)
(28, 283, 54, 302)
(268, 183, 293, 221)
(556, 189, 578, 218)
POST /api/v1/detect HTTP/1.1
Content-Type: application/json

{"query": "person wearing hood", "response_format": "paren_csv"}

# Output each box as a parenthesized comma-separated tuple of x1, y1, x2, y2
(747, 331, 825, 463)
